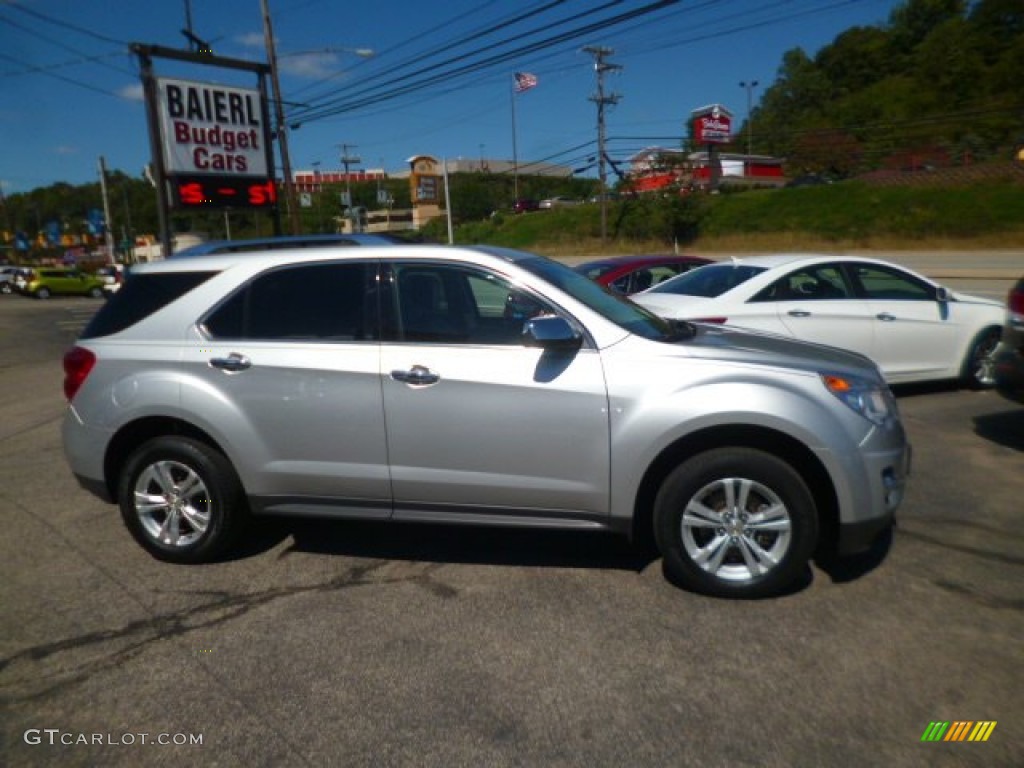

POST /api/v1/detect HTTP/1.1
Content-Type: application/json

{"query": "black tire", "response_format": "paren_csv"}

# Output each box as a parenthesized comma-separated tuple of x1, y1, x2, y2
(88, 286, 103, 299)
(0, 282, 11, 295)
(35, 287, 51, 299)
(118, 436, 246, 563)
(962, 327, 1000, 390)
(654, 448, 818, 598)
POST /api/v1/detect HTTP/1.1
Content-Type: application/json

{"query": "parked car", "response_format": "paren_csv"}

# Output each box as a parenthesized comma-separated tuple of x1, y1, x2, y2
(993, 276, 1024, 403)
(512, 199, 540, 213)
(632, 254, 1004, 389)
(0, 265, 24, 294)
(538, 196, 581, 209)
(95, 264, 125, 297)
(62, 244, 909, 598)
(575, 254, 713, 295)
(22, 267, 106, 299)
(7, 266, 33, 294)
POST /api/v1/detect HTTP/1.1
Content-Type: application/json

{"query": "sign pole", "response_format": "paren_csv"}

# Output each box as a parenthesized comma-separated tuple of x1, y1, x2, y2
(136, 50, 173, 258)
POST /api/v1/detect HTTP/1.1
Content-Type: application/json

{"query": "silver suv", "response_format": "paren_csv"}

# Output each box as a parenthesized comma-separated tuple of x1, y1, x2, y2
(62, 245, 910, 598)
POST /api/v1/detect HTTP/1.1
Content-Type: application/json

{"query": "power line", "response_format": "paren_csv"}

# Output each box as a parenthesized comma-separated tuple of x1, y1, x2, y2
(0, 50, 126, 77)
(4, 0, 130, 46)
(0, 10, 135, 78)
(0, 51, 124, 98)
(289, 0, 628, 123)
(289, 1, 681, 126)
(290, 0, 571, 104)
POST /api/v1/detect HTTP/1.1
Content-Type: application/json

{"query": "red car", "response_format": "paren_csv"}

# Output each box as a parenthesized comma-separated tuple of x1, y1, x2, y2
(574, 254, 713, 295)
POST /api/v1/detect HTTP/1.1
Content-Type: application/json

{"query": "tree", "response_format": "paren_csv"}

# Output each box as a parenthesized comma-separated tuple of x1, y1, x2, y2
(815, 26, 894, 95)
(888, 0, 967, 53)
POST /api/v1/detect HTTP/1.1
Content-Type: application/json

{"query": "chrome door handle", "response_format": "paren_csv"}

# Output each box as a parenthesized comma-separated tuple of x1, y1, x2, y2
(391, 365, 440, 386)
(209, 353, 251, 372)
(787, 310, 811, 317)
(877, 313, 896, 322)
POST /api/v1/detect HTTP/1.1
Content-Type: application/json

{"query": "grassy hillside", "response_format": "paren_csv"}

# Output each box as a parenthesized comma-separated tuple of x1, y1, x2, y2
(434, 169, 1024, 255)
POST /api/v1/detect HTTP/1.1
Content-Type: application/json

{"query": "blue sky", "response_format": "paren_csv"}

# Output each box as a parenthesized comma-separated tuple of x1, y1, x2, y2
(0, 0, 902, 194)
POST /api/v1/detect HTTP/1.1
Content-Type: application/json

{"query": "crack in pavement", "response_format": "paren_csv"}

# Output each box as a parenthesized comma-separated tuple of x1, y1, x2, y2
(0, 559, 466, 699)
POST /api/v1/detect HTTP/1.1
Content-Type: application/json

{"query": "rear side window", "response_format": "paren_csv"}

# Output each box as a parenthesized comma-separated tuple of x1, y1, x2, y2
(647, 264, 764, 298)
(202, 262, 376, 341)
(81, 272, 217, 338)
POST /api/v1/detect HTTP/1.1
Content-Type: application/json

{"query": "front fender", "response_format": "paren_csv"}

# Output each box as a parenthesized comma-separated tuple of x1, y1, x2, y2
(605, 367, 870, 528)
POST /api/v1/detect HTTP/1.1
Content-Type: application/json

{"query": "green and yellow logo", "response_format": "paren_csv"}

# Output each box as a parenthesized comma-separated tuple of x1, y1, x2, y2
(921, 721, 997, 742)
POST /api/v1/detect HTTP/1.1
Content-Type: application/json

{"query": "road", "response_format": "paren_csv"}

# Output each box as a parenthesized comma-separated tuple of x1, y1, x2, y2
(1, 288, 1021, 768)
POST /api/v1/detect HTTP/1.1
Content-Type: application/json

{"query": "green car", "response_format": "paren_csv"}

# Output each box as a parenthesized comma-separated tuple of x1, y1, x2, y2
(24, 268, 105, 299)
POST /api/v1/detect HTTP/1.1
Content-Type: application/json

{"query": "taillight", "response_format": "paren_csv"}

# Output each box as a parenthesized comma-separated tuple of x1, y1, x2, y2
(63, 346, 96, 401)
(692, 317, 728, 324)
(1008, 286, 1024, 318)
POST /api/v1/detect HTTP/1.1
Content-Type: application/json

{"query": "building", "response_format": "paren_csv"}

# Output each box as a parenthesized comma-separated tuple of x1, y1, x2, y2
(627, 147, 785, 192)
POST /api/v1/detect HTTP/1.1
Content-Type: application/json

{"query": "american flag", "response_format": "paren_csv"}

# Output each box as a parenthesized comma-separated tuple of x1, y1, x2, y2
(513, 71, 538, 93)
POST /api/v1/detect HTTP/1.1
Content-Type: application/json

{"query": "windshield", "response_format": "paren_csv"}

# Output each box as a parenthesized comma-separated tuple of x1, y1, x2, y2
(648, 263, 765, 298)
(518, 256, 678, 341)
(574, 262, 616, 280)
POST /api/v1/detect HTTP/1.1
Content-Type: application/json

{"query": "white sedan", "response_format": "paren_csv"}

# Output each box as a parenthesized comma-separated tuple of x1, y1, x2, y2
(632, 254, 1005, 388)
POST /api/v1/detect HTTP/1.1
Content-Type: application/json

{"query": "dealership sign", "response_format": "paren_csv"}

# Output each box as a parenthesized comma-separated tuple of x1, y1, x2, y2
(692, 103, 733, 145)
(157, 77, 269, 177)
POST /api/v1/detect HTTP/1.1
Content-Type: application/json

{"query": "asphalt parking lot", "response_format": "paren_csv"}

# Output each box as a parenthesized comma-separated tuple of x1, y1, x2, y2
(1, 269, 1021, 767)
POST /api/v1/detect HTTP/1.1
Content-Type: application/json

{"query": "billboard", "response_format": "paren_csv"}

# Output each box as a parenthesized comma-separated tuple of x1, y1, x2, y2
(692, 104, 733, 145)
(157, 77, 269, 177)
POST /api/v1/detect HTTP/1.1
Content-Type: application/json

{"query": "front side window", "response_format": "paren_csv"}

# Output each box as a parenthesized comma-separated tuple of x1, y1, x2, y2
(382, 263, 553, 345)
(851, 264, 934, 301)
(751, 264, 852, 302)
(203, 262, 376, 341)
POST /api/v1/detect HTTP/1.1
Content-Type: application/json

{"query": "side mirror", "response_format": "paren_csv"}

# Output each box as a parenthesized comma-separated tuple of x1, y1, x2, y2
(935, 286, 951, 302)
(523, 315, 582, 351)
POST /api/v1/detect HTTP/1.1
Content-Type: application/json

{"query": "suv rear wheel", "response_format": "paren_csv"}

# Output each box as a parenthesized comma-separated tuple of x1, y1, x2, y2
(118, 436, 246, 563)
(654, 448, 818, 598)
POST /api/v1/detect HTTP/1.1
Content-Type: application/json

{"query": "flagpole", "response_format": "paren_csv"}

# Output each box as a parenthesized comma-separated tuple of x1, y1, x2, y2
(511, 72, 536, 203)
(511, 82, 519, 201)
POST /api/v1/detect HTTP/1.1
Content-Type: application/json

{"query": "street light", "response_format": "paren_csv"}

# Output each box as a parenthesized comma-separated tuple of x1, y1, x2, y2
(262, 0, 374, 234)
(739, 80, 759, 175)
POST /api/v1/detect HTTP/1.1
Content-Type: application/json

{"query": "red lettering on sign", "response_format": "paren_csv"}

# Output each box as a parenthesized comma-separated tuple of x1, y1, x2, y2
(179, 183, 206, 205)
(248, 181, 277, 206)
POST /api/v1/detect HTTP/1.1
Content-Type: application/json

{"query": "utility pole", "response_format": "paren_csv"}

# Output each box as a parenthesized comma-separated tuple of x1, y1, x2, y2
(739, 80, 759, 177)
(584, 46, 621, 243)
(261, 0, 300, 234)
(98, 156, 115, 264)
(339, 144, 361, 232)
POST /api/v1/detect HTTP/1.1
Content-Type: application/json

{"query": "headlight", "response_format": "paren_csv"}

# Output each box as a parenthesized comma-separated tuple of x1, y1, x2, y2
(820, 372, 895, 427)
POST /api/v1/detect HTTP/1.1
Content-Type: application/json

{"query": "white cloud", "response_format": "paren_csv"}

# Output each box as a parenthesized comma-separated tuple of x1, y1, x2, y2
(118, 84, 145, 101)
(278, 51, 341, 79)
(236, 32, 265, 49)
(55, 145, 78, 156)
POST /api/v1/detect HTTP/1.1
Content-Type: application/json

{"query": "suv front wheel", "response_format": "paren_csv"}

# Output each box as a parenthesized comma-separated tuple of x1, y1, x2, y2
(654, 448, 818, 598)
(118, 436, 246, 563)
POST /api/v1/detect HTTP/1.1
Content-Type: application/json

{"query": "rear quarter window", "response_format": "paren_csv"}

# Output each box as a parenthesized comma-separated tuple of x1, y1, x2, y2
(81, 271, 217, 338)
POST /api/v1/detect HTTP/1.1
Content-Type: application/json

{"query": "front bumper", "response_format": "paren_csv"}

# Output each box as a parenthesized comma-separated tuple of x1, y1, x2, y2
(836, 436, 911, 556)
